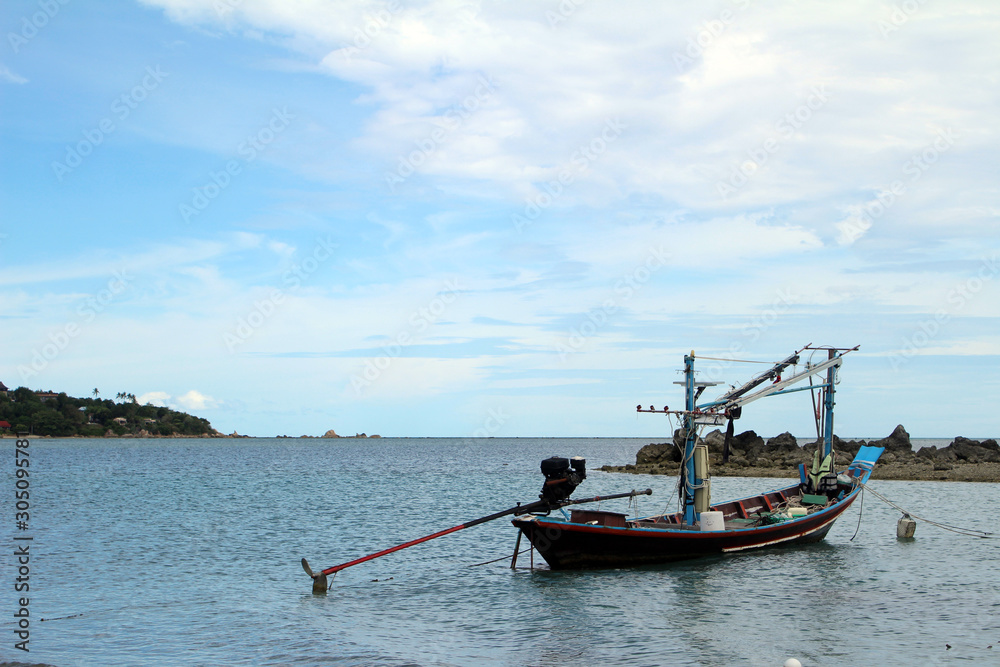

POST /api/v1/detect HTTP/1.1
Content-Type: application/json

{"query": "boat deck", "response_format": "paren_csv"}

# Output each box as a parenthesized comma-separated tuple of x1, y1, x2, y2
(568, 483, 842, 532)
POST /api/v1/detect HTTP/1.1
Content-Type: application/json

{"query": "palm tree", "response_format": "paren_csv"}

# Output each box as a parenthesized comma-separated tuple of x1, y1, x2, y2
(92, 388, 100, 398)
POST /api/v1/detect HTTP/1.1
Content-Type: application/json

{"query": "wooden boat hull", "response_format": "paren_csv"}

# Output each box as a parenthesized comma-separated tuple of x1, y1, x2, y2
(511, 485, 861, 569)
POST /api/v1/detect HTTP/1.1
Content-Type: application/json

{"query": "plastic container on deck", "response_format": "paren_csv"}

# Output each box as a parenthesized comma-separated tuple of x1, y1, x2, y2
(699, 511, 725, 531)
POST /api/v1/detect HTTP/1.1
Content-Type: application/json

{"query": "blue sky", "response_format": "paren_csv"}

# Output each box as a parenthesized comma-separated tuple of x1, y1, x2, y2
(2, 0, 998, 438)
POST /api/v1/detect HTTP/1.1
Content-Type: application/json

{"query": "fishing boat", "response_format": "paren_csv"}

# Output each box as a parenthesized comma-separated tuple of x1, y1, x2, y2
(301, 344, 882, 591)
(510, 345, 884, 569)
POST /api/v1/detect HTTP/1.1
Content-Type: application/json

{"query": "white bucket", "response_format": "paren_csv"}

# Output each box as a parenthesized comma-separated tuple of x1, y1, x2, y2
(699, 511, 725, 531)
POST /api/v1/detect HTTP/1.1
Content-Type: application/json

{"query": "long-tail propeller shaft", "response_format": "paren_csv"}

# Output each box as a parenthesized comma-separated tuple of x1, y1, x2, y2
(301, 458, 650, 593)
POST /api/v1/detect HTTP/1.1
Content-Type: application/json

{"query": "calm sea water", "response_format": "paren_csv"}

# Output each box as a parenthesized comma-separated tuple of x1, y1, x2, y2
(2, 437, 998, 667)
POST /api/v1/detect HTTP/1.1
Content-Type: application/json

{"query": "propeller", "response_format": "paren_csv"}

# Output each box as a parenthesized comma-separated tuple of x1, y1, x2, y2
(301, 558, 328, 594)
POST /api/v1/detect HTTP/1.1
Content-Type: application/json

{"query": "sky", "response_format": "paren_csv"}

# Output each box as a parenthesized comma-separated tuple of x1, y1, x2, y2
(1, 0, 998, 439)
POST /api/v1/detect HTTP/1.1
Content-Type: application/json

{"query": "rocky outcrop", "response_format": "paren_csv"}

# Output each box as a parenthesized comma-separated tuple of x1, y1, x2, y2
(871, 424, 912, 453)
(317, 429, 380, 439)
(633, 429, 805, 468)
(799, 426, 911, 463)
(756, 431, 809, 467)
(923, 437, 1000, 464)
(703, 429, 726, 452)
(731, 430, 766, 463)
(833, 436, 864, 457)
(629, 425, 997, 469)
(765, 431, 799, 454)
(635, 441, 680, 465)
(603, 425, 1000, 482)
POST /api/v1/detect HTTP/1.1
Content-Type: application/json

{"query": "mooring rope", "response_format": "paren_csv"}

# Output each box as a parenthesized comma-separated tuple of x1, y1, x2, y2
(859, 482, 999, 539)
(849, 487, 864, 541)
(40, 598, 205, 622)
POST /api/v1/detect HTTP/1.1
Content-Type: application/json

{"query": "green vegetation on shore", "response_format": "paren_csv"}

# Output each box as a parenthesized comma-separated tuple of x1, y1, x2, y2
(0, 387, 215, 437)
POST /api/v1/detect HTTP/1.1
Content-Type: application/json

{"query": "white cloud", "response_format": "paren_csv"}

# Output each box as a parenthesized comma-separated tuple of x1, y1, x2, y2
(138, 391, 172, 406)
(835, 207, 875, 246)
(345, 356, 488, 399)
(267, 240, 296, 257)
(176, 389, 217, 411)
(132, 390, 217, 411)
(132, 0, 996, 244)
(564, 216, 823, 271)
(0, 233, 265, 288)
(0, 65, 28, 85)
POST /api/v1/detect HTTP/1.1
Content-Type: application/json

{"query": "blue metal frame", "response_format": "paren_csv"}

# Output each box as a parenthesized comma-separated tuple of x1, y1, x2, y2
(822, 350, 837, 458)
(683, 353, 699, 525)
(674, 347, 849, 526)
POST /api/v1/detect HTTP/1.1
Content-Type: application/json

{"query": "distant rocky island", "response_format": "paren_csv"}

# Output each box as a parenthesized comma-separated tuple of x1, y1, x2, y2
(272, 430, 381, 439)
(0, 387, 218, 437)
(600, 425, 1000, 483)
(0, 386, 381, 440)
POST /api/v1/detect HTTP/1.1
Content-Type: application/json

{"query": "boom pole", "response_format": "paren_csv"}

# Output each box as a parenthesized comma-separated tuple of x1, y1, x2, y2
(302, 488, 652, 593)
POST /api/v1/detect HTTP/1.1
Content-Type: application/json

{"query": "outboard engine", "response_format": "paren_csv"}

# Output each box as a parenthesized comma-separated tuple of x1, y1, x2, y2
(539, 456, 586, 503)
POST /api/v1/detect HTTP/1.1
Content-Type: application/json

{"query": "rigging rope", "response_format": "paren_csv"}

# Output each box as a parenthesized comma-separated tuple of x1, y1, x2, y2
(859, 482, 999, 539)
(693, 356, 780, 364)
(808, 375, 822, 441)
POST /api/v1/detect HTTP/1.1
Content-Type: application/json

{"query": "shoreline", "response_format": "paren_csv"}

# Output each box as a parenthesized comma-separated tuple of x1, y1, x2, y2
(0, 433, 380, 439)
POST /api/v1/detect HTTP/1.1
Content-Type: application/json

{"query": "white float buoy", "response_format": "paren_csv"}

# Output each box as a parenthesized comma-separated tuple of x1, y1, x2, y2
(897, 513, 916, 539)
(783, 659, 802, 667)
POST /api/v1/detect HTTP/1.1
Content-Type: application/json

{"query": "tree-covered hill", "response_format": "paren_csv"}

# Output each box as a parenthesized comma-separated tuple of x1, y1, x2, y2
(0, 387, 217, 437)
